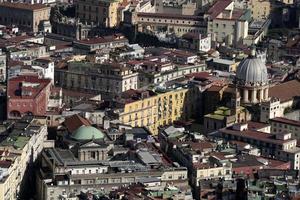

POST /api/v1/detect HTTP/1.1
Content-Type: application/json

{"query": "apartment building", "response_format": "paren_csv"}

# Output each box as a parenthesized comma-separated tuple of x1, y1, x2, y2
(7, 75, 52, 119)
(113, 85, 199, 135)
(32, 58, 55, 83)
(249, 0, 272, 20)
(73, 34, 129, 53)
(38, 150, 188, 199)
(75, 0, 122, 27)
(55, 61, 139, 98)
(270, 117, 300, 139)
(193, 161, 232, 186)
(218, 123, 300, 169)
(206, 0, 251, 46)
(0, 2, 50, 32)
(136, 12, 207, 37)
(139, 63, 206, 87)
(0, 116, 51, 200)
(178, 33, 212, 52)
(6, 42, 49, 60)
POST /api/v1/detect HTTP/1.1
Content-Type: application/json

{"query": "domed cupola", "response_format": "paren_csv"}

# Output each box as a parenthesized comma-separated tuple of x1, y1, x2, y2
(235, 47, 270, 104)
(236, 48, 268, 87)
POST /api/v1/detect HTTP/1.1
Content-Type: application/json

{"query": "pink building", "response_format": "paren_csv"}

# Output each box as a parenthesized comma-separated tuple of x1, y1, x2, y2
(7, 75, 51, 119)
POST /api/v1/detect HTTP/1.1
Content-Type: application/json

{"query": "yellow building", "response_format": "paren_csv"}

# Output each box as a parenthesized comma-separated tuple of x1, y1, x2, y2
(249, 0, 271, 20)
(75, 0, 122, 27)
(115, 86, 198, 135)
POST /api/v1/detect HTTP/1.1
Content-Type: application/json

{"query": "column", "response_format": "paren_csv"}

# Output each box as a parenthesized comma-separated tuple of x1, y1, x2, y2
(259, 89, 264, 102)
(251, 89, 257, 103)
(264, 88, 269, 100)
(243, 89, 248, 103)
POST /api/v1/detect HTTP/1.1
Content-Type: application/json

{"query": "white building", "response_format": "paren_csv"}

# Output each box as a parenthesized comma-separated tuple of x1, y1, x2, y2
(260, 97, 283, 123)
(179, 33, 211, 52)
(24, 0, 56, 4)
(206, 0, 250, 47)
(270, 117, 300, 139)
(32, 58, 54, 83)
(113, 44, 145, 59)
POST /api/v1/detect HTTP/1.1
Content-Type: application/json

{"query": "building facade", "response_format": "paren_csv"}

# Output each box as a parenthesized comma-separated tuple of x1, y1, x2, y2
(260, 97, 283, 123)
(114, 86, 199, 135)
(206, 0, 251, 46)
(0, 116, 51, 200)
(55, 61, 139, 98)
(136, 12, 207, 37)
(218, 123, 300, 169)
(178, 33, 212, 52)
(0, 2, 50, 32)
(270, 117, 300, 139)
(249, 0, 271, 20)
(75, 0, 122, 27)
(0, 54, 6, 82)
(73, 34, 129, 53)
(7, 75, 52, 119)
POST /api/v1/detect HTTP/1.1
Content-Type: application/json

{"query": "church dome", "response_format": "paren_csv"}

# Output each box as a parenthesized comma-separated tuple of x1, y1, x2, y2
(236, 55, 268, 87)
(71, 125, 105, 141)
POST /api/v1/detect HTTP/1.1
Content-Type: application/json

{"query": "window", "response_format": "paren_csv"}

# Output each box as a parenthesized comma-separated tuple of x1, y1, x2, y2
(91, 151, 96, 159)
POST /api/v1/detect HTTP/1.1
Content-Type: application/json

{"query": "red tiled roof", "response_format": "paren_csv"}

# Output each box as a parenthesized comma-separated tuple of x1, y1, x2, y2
(64, 114, 91, 133)
(8, 75, 51, 99)
(74, 34, 127, 45)
(210, 152, 232, 160)
(207, 85, 223, 92)
(137, 12, 204, 20)
(270, 117, 300, 127)
(269, 80, 300, 102)
(34, 57, 52, 63)
(62, 89, 95, 98)
(189, 141, 215, 151)
(0, 160, 12, 168)
(0, 2, 49, 10)
(247, 121, 270, 130)
(220, 126, 295, 145)
(207, 0, 232, 19)
(230, 140, 249, 148)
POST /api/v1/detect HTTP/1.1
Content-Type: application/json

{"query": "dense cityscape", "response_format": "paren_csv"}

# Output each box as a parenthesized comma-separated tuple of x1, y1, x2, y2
(0, 0, 299, 199)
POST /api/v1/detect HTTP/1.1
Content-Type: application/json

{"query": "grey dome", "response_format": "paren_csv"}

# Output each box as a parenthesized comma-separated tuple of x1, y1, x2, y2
(236, 57, 268, 86)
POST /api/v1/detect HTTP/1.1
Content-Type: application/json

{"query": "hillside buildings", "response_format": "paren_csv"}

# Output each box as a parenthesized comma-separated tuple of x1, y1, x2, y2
(0, 116, 52, 200)
(0, 0, 298, 199)
(217, 123, 300, 170)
